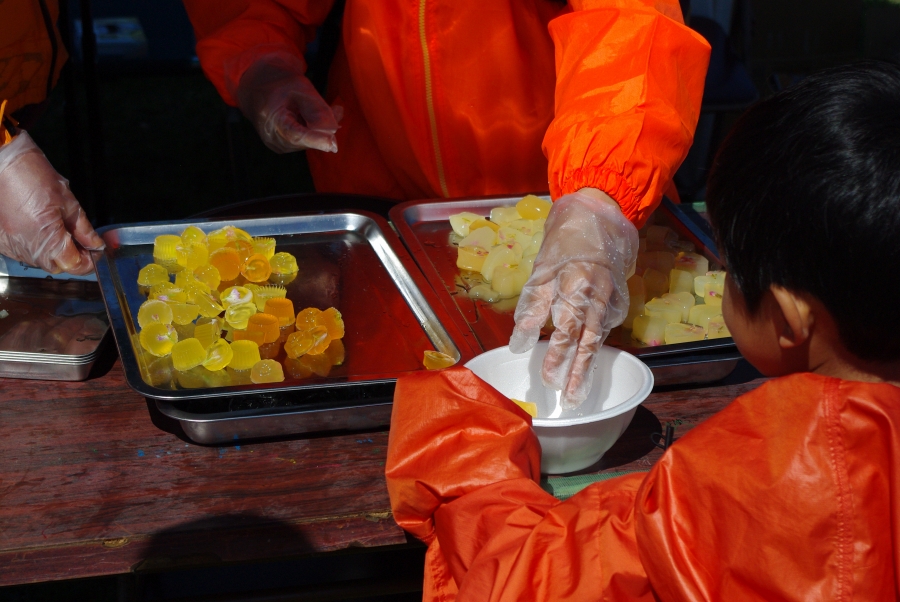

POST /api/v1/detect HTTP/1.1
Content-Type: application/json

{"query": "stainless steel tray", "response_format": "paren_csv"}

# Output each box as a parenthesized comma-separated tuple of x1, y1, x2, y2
(94, 211, 478, 442)
(0, 256, 110, 381)
(390, 196, 740, 384)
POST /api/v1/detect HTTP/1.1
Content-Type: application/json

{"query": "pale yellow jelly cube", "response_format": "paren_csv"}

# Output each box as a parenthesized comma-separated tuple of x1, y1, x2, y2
(703, 282, 724, 308)
(624, 274, 645, 329)
(492, 266, 529, 299)
(637, 251, 675, 274)
(497, 226, 531, 248)
(515, 195, 552, 220)
(642, 268, 669, 301)
(645, 226, 678, 251)
(507, 219, 536, 236)
(664, 323, 707, 344)
(523, 231, 544, 257)
(662, 291, 695, 322)
(688, 304, 723, 330)
(468, 284, 502, 303)
(632, 314, 668, 346)
(669, 268, 695, 295)
(490, 206, 521, 226)
(520, 254, 537, 278)
(674, 252, 710, 279)
(533, 218, 546, 232)
(707, 317, 732, 339)
(644, 298, 683, 325)
(694, 271, 727, 296)
(481, 243, 521, 282)
(458, 226, 497, 249)
(469, 217, 499, 233)
(449, 212, 482, 237)
(457, 246, 489, 272)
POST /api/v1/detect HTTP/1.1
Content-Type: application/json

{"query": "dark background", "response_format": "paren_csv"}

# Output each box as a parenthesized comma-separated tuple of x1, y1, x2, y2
(5, 0, 900, 600)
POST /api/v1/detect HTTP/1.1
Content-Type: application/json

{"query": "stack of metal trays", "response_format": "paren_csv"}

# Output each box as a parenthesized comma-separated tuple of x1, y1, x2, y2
(390, 196, 742, 387)
(0, 256, 110, 381)
(94, 211, 478, 444)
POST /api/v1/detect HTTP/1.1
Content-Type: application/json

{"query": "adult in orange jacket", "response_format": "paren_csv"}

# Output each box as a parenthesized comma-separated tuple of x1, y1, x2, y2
(0, 0, 104, 275)
(184, 0, 711, 407)
(385, 62, 900, 600)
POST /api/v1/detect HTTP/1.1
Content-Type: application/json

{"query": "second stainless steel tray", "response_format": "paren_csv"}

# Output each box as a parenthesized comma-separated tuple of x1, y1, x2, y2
(95, 211, 478, 420)
(391, 195, 739, 384)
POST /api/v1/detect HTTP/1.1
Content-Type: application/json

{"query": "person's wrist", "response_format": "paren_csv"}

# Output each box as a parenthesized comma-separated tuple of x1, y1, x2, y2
(575, 187, 621, 211)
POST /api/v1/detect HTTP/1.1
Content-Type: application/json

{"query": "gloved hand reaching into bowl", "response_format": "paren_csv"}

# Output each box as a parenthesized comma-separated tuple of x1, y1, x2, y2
(510, 190, 639, 409)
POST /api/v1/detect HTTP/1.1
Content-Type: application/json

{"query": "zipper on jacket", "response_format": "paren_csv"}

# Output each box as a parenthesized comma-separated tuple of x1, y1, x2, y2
(417, 0, 450, 198)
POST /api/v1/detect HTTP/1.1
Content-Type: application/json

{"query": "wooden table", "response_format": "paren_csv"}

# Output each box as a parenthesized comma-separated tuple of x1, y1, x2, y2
(0, 344, 765, 591)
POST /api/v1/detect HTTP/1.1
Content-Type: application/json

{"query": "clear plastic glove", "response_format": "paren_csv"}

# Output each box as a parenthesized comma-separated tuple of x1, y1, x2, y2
(509, 191, 638, 408)
(233, 51, 342, 154)
(0, 132, 104, 275)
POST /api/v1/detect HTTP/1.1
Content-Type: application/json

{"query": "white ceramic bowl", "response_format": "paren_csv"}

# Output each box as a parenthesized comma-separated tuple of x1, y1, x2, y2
(465, 341, 654, 474)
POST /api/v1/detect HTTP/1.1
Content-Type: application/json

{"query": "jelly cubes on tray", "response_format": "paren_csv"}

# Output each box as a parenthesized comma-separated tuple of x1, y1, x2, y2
(449, 195, 551, 303)
(627, 223, 730, 345)
(134, 224, 345, 388)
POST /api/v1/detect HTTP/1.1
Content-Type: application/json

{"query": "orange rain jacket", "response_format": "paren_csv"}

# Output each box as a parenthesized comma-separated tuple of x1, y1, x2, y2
(0, 0, 66, 135)
(386, 367, 900, 600)
(183, 0, 710, 226)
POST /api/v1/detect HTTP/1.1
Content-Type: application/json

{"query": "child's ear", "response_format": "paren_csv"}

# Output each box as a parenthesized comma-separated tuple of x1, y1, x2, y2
(770, 286, 814, 348)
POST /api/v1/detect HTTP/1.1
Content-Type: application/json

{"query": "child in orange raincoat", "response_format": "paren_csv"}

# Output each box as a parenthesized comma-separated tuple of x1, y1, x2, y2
(385, 61, 900, 601)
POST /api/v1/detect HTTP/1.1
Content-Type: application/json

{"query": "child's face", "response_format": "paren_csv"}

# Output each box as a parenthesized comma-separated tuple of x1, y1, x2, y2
(721, 274, 787, 376)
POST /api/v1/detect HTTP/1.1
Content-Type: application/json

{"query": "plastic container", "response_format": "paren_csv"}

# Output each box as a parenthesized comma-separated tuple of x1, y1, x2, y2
(465, 341, 654, 474)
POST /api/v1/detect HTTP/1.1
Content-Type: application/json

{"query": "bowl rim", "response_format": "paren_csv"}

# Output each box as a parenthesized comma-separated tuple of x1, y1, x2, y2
(465, 342, 654, 428)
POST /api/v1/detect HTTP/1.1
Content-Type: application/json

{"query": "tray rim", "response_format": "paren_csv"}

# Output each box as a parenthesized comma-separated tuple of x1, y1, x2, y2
(389, 195, 738, 360)
(94, 210, 480, 401)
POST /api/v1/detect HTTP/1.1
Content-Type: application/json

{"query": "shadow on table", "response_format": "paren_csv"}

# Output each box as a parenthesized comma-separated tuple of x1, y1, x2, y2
(129, 513, 424, 601)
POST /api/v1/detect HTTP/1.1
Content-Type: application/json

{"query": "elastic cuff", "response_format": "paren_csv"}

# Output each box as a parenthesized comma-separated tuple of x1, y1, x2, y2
(555, 166, 644, 225)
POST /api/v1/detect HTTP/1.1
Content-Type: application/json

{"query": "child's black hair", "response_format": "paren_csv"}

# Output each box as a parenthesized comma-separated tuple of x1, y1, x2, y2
(706, 60, 900, 361)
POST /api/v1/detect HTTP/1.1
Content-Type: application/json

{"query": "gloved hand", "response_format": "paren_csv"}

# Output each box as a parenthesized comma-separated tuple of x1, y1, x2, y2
(0, 132, 105, 275)
(509, 191, 638, 408)
(233, 51, 342, 154)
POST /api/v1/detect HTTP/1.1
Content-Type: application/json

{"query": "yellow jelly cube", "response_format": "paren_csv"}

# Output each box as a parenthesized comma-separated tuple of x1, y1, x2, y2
(171, 338, 207, 371)
(137, 263, 170, 287)
(169, 302, 200, 325)
(632, 314, 668, 346)
(668, 269, 695, 295)
(448, 212, 483, 237)
(180, 225, 208, 246)
(694, 271, 727, 297)
(644, 298, 683, 325)
(228, 340, 261, 371)
(489, 206, 521, 226)
(688, 304, 723, 330)
(510, 398, 538, 418)
(153, 234, 181, 261)
(469, 217, 500, 233)
(139, 323, 178, 357)
(137, 299, 174, 328)
(674, 252, 710, 279)
(492, 265, 529, 299)
(423, 350, 457, 370)
(458, 226, 497, 249)
(661, 291, 696, 322)
(457, 246, 489, 272)
(515, 195, 552, 220)
(664, 323, 707, 345)
(481, 243, 521, 282)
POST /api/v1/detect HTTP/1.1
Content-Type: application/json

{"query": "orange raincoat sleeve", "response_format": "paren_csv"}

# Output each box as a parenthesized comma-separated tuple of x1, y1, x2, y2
(181, 0, 335, 106)
(386, 366, 654, 601)
(545, 1, 711, 226)
(388, 369, 900, 601)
